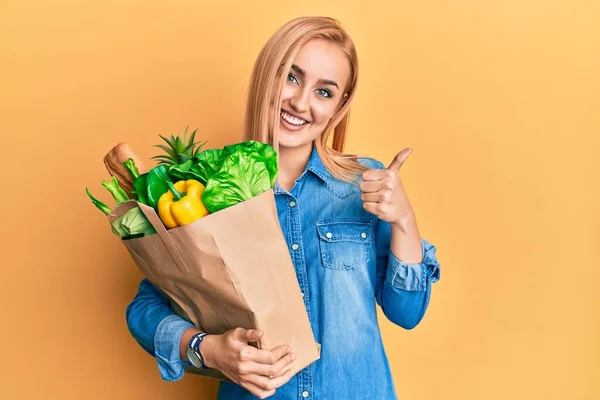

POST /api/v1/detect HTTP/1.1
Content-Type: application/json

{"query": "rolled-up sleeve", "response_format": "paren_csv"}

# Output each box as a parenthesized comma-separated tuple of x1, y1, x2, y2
(154, 315, 194, 382)
(125, 279, 194, 382)
(385, 238, 440, 292)
(374, 218, 441, 329)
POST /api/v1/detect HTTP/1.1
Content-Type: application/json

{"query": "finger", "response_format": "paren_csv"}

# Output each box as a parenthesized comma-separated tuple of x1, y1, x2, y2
(363, 201, 379, 217)
(233, 328, 264, 344)
(244, 367, 295, 393)
(361, 191, 390, 203)
(362, 168, 388, 182)
(239, 344, 291, 364)
(359, 180, 383, 193)
(243, 374, 278, 393)
(363, 202, 390, 217)
(272, 367, 294, 387)
(387, 148, 412, 172)
(267, 367, 295, 388)
(268, 353, 297, 378)
(271, 364, 294, 379)
(249, 352, 296, 377)
(269, 344, 293, 362)
(241, 379, 276, 399)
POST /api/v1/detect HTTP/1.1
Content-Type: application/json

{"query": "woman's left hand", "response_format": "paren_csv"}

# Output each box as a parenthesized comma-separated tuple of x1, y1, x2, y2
(360, 148, 416, 228)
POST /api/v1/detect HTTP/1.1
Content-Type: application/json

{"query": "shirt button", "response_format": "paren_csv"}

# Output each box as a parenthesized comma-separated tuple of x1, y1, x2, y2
(301, 292, 305, 298)
(325, 232, 333, 239)
(290, 201, 296, 207)
(361, 232, 367, 239)
(302, 391, 309, 398)
(292, 244, 299, 250)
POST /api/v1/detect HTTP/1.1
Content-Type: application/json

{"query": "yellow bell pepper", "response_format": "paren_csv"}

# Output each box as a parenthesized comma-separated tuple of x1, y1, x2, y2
(158, 179, 209, 228)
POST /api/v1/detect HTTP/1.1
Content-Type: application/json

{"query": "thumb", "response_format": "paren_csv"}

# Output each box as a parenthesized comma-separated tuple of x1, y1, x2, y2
(233, 328, 264, 343)
(387, 148, 413, 172)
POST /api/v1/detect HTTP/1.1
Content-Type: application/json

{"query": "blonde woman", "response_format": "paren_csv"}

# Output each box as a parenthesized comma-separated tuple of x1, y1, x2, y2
(126, 16, 441, 400)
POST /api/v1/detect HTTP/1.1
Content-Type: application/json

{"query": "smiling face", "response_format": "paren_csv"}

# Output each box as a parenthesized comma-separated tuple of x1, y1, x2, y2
(277, 39, 351, 151)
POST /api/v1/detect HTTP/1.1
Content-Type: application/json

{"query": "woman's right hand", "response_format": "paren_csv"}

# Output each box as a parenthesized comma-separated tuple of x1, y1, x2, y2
(202, 327, 297, 399)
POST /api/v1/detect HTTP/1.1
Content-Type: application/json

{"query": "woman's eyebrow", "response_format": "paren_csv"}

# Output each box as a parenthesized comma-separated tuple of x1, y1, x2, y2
(291, 64, 339, 89)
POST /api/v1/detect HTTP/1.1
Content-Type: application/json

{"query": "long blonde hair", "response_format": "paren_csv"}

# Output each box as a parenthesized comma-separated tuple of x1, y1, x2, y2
(243, 16, 369, 183)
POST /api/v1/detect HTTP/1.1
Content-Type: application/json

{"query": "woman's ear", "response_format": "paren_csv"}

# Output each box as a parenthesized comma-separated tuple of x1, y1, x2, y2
(340, 93, 349, 107)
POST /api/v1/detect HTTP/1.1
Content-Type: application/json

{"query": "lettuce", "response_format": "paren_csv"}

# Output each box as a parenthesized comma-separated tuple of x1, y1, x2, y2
(168, 160, 206, 185)
(195, 149, 226, 185)
(200, 141, 278, 213)
(222, 141, 278, 186)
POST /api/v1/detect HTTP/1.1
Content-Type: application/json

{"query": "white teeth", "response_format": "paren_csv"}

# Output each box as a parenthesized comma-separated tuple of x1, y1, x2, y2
(281, 111, 307, 126)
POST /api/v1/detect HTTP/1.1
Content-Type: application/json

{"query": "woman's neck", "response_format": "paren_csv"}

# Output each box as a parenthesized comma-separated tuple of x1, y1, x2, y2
(277, 142, 314, 191)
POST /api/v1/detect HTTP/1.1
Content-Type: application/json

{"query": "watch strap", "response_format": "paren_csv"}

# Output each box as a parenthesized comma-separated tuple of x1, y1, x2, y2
(189, 332, 210, 369)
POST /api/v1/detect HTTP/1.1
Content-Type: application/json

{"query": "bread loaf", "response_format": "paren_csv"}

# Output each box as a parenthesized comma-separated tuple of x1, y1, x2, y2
(104, 143, 149, 199)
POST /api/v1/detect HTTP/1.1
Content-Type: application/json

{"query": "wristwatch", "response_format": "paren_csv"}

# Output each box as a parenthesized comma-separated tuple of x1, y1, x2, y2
(187, 332, 210, 369)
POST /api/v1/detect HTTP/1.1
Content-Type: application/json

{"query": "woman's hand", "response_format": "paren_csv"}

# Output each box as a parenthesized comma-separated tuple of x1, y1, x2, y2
(202, 328, 297, 399)
(360, 148, 424, 264)
(360, 148, 416, 229)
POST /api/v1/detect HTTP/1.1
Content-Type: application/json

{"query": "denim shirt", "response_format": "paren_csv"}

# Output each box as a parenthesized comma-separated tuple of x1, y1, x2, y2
(125, 145, 441, 400)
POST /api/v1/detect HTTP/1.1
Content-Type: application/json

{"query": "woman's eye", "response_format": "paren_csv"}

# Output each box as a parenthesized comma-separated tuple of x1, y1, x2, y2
(316, 88, 333, 98)
(287, 73, 299, 84)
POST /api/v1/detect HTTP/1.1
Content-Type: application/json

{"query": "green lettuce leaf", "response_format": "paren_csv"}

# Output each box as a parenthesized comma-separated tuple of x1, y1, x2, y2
(111, 207, 156, 239)
(168, 160, 193, 181)
(202, 149, 272, 213)
(168, 160, 206, 185)
(222, 141, 278, 186)
(194, 148, 225, 185)
(121, 207, 157, 236)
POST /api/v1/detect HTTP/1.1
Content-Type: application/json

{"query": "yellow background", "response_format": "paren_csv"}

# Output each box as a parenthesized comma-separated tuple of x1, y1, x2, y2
(1, 0, 598, 399)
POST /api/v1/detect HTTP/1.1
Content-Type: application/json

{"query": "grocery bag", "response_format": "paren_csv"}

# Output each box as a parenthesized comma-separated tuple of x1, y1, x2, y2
(109, 189, 321, 381)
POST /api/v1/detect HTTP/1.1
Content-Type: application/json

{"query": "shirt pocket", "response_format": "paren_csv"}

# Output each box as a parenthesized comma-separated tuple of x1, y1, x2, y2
(316, 219, 373, 270)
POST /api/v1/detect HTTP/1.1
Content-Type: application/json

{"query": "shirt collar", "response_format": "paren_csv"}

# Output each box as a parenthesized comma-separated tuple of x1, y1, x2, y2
(274, 145, 361, 199)
(305, 144, 331, 183)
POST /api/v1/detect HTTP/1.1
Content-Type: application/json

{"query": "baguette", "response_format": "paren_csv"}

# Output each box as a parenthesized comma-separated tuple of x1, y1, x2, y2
(104, 142, 149, 199)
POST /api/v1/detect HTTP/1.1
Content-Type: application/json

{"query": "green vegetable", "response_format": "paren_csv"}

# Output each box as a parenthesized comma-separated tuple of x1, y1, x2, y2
(222, 141, 278, 186)
(111, 207, 156, 238)
(202, 148, 274, 213)
(132, 165, 173, 210)
(168, 160, 205, 185)
(146, 165, 173, 210)
(168, 160, 193, 182)
(121, 207, 156, 236)
(111, 214, 128, 236)
(132, 173, 149, 206)
(123, 158, 146, 203)
(194, 148, 226, 185)
(102, 177, 130, 205)
(192, 141, 278, 189)
(86, 188, 111, 215)
(122, 158, 140, 180)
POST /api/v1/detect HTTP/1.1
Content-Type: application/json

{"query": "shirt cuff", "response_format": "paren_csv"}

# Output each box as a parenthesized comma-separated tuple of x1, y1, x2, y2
(154, 314, 195, 382)
(386, 238, 441, 292)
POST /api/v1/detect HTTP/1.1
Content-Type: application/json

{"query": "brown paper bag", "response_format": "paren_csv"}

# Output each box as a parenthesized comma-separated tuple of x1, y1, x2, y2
(109, 189, 321, 381)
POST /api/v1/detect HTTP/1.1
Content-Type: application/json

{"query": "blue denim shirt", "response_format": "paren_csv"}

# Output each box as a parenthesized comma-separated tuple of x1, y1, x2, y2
(126, 145, 441, 399)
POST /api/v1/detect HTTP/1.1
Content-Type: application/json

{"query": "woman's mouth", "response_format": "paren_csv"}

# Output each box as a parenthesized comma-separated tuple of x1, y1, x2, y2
(281, 110, 308, 131)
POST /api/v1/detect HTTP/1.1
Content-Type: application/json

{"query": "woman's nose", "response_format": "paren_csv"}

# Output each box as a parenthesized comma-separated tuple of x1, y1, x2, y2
(289, 89, 310, 113)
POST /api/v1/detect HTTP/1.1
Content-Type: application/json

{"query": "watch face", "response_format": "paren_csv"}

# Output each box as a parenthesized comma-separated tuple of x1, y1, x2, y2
(187, 348, 203, 368)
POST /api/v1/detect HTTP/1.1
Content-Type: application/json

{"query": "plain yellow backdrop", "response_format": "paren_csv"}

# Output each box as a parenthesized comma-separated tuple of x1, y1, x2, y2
(1, 0, 598, 399)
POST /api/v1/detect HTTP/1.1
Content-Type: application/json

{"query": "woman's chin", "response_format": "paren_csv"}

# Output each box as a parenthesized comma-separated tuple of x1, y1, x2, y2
(279, 127, 306, 148)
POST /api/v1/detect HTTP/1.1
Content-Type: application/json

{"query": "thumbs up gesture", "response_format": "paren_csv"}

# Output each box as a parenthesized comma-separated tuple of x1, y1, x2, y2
(360, 148, 416, 227)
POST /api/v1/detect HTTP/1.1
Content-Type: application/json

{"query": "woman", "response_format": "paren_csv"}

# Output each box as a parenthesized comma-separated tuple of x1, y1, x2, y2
(126, 16, 441, 400)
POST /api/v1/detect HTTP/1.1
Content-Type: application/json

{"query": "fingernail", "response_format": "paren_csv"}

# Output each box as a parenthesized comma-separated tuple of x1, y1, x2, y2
(292, 354, 297, 361)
